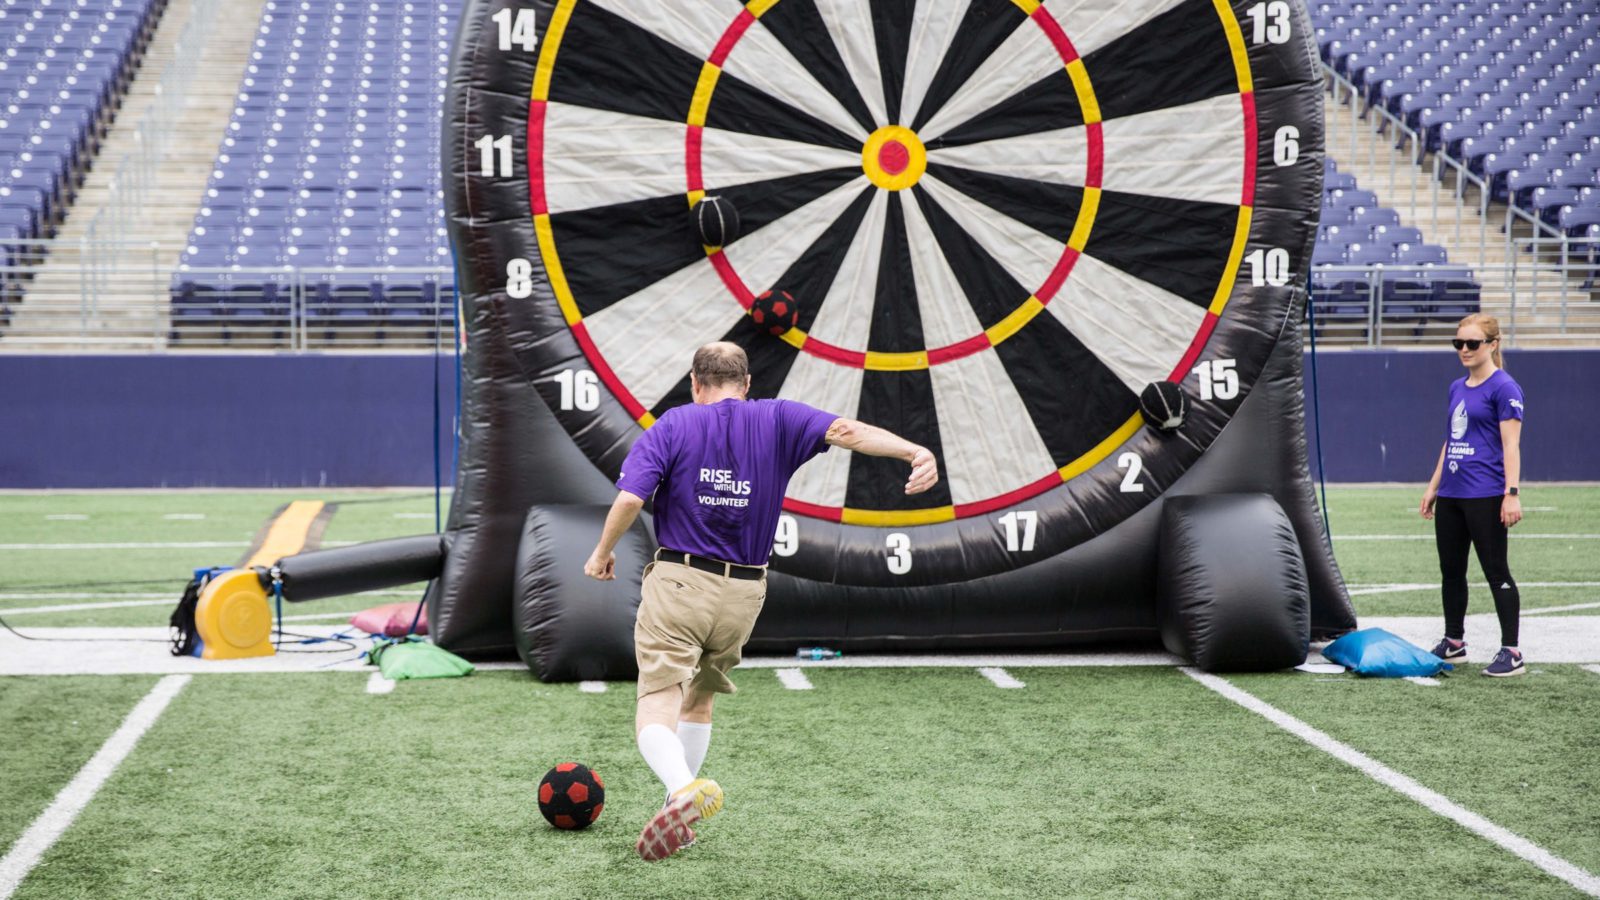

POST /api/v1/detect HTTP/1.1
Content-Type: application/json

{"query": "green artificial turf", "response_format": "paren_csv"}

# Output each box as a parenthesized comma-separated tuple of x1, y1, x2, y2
(1324, 486, 1600, 617)
(11, 668, 1594, 899)
(0, 676, 159, 853)
(1234, 665, 1600, 874)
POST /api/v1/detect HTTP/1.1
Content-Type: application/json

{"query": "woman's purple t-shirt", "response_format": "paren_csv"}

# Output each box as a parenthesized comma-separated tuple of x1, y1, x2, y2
(1439, 369, 1524, 499)
(616, 398, 838, 566)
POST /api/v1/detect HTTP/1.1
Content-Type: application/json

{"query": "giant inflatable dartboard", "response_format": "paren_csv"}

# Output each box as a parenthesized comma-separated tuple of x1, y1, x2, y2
(431, 0, 1354, 659)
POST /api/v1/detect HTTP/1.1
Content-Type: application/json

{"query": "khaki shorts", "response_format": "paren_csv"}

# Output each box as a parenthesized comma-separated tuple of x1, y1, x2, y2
(635, 560, 766, 699)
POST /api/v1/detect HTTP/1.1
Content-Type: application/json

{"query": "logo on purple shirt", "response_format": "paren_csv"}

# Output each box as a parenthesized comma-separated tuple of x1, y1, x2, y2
(1439, 369, 1524, 499)
(616, 398, 839, 566)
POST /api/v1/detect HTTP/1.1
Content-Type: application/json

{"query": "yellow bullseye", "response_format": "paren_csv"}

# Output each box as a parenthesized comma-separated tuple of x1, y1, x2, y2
(862, 125, 927, 191)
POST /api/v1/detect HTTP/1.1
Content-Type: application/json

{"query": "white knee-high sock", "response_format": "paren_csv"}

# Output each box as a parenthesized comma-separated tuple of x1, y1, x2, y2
(677, 721, 712, 776)
(637, 724, 694, 794)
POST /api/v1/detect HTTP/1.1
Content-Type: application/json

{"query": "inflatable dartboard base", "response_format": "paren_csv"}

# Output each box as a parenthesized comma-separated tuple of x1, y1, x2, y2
(1157, 493, 1311, 672)
(513, 505, 656, 682)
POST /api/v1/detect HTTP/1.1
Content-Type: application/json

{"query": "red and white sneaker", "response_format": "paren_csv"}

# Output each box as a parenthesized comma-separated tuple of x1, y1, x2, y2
(636, 778, 722, 862)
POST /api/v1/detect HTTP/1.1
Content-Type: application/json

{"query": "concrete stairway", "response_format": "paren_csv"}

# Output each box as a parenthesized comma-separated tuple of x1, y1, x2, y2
(3, 0, 265, 348)
(1324, 93, 1600, 349)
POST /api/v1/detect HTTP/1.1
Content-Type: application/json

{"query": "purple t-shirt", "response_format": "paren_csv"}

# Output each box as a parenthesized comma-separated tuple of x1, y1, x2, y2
(1439, 369, 1524, 498)
(616, 398, 839, 566)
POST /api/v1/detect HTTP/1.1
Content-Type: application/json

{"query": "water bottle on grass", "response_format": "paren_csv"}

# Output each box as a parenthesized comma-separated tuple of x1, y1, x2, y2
(795, 647, 842, 660)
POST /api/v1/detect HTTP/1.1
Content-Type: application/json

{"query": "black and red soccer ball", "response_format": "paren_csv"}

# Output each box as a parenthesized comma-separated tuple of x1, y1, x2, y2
(750, 290, 799, 336)
(538, 762, 605, 830)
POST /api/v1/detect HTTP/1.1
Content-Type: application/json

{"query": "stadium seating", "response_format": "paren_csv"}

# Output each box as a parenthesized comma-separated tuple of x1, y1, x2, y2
(1311, 158, 1481, 336)
(1310, 0, 1599, 229)
(171, 0, 456, 340)
(0, 0, 166, 320)
(0, 0, 164, 236)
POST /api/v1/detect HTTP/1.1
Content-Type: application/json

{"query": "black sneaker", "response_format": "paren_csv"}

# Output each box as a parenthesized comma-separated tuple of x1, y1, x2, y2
(1431, 637, 1467, 662)
(1483, 647, 1525, 677)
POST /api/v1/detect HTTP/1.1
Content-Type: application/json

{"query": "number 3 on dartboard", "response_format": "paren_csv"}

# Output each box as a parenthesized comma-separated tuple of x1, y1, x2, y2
(886, 533, 912, 575)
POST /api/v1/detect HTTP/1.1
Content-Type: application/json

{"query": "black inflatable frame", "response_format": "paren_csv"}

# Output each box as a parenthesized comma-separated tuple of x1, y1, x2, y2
(272, 0, 1357, 672)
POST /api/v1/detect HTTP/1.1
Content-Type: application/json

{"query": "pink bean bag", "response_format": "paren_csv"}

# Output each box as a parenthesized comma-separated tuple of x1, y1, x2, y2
(350, 601, 428, 637)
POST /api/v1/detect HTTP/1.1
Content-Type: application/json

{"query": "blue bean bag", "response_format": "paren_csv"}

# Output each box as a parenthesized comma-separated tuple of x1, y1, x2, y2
(1322, 628, 1451, 677)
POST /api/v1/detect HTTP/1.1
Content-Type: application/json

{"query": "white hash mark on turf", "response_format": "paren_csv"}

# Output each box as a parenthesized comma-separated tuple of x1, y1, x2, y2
(392, 513, 435, 519)
(44, 514, 87, 521)
(162, 513, 206, 520)
(1404, 677, 1441, 687)
(0, 674, 190, 900)
(578, 681, 607, 694)
(978, 667, 1025, 689)
(1584, 665, 1600, 678)
(775, 668, 813, 690)
(366, 672, 396, 695)
(1182, 669, 1600, 897)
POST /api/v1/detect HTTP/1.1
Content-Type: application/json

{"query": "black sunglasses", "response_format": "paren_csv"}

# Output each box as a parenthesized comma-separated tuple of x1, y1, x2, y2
(1451, 338, 1493, 350)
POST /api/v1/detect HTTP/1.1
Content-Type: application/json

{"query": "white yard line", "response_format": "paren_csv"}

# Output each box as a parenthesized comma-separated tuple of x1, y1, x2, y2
(1403, 677, 1441, 687)
(1349, 582, 1600, 598)
(1183, 668, 1600, 897)
(0, 593, 176, 601)
(978, 666, 1025, 688)
(1336, 534, 1600, 541)
(43, 514, 88, 521)
(0, 541, 357, 551)
(0, 541, 250, 551)
(1584, 665, 1600, 678)
(0, 675, 190, 900)
(161, 514, 206, 521)
(365, 672, 396, 694)
(578, 681, 607, 694)
(0, 600, 176, 616)
(774, 668, 814, 690)
(391, 513, 435, 519)
(1524, 602, 1600, 616)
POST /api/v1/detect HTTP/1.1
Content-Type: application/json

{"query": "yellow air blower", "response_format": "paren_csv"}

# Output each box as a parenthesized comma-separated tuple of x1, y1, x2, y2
(195, 569, 275, 659)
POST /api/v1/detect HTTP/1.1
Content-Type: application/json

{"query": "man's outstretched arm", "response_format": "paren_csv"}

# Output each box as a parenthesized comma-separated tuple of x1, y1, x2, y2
(824, 418, 939, 495)
(585, 490, 646, 580)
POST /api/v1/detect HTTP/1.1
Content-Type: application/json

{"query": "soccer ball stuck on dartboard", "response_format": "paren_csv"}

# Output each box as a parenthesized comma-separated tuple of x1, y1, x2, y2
(538, 763, 605, 830)
(750, 290, 799, 337)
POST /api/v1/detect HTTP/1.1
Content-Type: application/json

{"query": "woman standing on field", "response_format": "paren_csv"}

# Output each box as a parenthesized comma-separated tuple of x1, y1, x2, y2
(1420, 313, 1526, 676)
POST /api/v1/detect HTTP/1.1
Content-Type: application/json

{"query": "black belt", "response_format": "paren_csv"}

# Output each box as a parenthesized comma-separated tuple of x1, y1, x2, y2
(656, 549, 765, 581)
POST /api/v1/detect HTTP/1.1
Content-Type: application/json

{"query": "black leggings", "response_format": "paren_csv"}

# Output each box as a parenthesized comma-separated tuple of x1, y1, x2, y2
(1434, 495, 1520, 647)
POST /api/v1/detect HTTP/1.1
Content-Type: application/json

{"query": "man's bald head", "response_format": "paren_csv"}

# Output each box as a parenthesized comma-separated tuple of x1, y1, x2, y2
(692, 342, 749, 390)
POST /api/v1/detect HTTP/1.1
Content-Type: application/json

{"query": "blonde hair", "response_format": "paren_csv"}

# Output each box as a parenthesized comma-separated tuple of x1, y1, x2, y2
(1457, 313, 1504, 370)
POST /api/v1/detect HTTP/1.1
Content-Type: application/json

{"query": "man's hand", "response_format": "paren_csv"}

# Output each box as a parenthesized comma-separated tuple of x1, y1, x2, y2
(905, 447, 939, 495)
(584, 549, 616, 581)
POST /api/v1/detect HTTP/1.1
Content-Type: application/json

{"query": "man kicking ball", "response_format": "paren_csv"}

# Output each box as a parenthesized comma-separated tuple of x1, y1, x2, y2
(584, 341, 939, 861)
